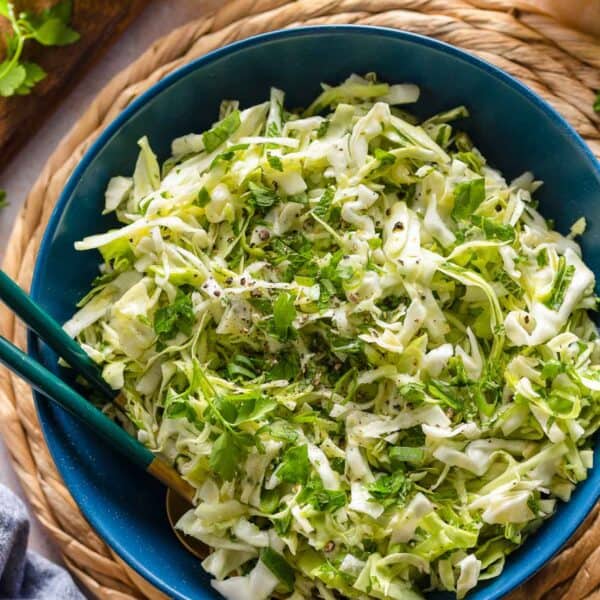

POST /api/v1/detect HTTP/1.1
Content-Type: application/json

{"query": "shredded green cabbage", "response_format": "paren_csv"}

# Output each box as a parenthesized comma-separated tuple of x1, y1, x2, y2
(66, 73, 600, 600)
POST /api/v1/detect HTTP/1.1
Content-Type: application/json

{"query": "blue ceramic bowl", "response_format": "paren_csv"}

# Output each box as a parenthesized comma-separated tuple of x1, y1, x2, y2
(29, 25, 600, 600)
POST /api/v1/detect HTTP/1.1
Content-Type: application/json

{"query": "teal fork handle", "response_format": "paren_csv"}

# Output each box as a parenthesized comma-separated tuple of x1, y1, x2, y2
(0, 270, 114, 399)
(0, 336, 153, 471)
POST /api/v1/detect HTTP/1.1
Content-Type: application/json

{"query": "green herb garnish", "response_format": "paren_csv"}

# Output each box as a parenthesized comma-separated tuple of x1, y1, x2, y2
(0, 0, 79, 97)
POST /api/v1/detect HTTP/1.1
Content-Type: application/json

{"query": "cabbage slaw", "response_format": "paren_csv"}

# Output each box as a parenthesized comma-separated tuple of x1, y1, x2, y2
(66, 74, 600, 599)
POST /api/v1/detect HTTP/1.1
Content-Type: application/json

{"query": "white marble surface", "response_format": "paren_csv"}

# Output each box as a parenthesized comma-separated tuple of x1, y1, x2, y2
(0, 0, 221, 565)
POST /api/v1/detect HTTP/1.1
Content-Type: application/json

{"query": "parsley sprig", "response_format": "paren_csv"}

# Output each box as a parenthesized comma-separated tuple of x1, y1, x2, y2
(184, 361, 277, 481)
(153, 290, 195, 343)
(0, 0, 79, 97)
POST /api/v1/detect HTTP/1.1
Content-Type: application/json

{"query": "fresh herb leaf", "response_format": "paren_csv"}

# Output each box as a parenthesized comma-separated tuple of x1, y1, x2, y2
(374, 147, 396, 166)
(209, 143, 249, 169)
(451, 178, 485, 221)
(318, 280, 333, 310)
(471, 215, 515, 242)
(0, 189, 7, 210)
(210, 431, 245, 481)
(273, 511, 292, 535)
(0, 63, 25, 97)
(248, 181, 279, 208)
(0, 1, 79, 97)
(31, 16, 79, 46)
(15, 62, 46, 95)
(527, 492, 541, 516)
(288, 191, 308, 205)
(44, 0, 73, 22)
(235, 395, 277, 424)
(297, 478, 346, 512)
(195, 187, 211, 207)
(276, 444, 310, 484)
(213, 397, 237, 424)
(399, 383, 426, 405)
(202, 110, 241, 152)
(541, 360, 565, 380)
(400, 426, 426, 447)
(368, 470, 413, 502)
(314, 187, 334, 219)
(334, 264, 353, 283)
(26, 0, 80, 46)
(267, 352, 301, 381)
(594, 90, 600, 114)
(226, 355, 257, 380)
(260, 547, 295, 592)
(267, 153, 283, 171)
(316, 119, 329, 138)
(154, 290, 196, 341)
(166, 400, 200, 425)
(318, 249, 353, 298)
(269, 232, 316, 282)
(331, 457, 345, 474)
(270, 292, 296, 341)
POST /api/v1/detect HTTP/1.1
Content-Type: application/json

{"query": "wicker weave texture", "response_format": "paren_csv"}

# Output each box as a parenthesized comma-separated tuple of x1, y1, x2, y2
(0, 1, 599, 598)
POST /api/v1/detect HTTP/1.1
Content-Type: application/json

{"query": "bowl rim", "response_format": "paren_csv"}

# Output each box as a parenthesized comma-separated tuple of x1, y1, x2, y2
(29, 24, 600, 600)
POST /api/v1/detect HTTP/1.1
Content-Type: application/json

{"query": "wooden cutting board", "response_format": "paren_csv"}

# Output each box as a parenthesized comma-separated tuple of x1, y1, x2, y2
(0, 0, 149, 169)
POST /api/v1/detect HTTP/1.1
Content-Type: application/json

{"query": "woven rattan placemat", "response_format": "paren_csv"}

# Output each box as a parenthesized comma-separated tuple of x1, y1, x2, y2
(1, 1, 599, 598)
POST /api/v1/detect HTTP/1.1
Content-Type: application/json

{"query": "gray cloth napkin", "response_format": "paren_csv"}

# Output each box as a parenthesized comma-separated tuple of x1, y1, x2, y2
(0, 484, 84, 600)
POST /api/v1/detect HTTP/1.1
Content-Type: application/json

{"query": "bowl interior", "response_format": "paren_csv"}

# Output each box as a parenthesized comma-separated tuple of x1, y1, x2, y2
(30, 26, 600, 600)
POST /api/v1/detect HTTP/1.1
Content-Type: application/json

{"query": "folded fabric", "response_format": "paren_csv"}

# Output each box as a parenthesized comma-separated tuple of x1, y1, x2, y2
(0, 484, 84, 600)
